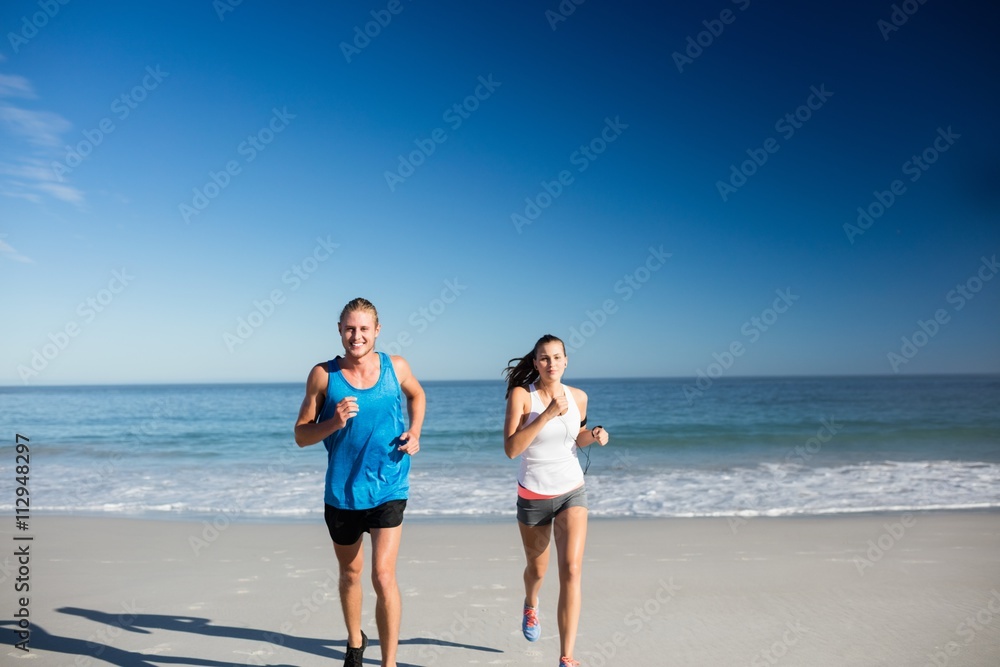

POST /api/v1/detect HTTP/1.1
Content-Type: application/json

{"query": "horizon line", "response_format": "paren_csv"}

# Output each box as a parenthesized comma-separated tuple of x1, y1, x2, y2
(3, 371, 998, 390)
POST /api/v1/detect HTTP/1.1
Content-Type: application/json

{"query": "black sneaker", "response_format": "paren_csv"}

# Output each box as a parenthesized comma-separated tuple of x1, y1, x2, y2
(344, 630, 367, 667)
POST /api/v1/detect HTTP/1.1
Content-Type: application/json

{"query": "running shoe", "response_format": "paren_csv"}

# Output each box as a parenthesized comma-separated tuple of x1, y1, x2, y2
(522, 604, 540, 641)
(344, 630, 367, 667)
(559, 657, 580, 667)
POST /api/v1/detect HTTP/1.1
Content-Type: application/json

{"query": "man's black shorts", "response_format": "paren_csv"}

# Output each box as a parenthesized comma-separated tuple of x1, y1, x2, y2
(324, 499, 407, 546)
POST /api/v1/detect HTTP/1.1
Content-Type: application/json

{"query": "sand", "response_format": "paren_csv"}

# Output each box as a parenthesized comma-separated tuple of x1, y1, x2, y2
(2, 511, 999, 666)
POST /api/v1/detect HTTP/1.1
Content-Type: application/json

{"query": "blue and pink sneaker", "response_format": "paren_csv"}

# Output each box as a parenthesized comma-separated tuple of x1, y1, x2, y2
(522, 604, 540, 641)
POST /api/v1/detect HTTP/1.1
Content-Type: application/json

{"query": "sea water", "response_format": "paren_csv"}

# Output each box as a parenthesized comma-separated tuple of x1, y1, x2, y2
(1, 375, 997, 521)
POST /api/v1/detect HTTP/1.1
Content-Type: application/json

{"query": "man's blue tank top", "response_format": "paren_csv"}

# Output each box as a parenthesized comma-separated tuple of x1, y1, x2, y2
(320, 352, 409, 510)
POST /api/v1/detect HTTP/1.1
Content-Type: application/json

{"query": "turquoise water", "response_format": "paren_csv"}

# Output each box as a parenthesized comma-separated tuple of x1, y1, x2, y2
(1, 375, 998, 520)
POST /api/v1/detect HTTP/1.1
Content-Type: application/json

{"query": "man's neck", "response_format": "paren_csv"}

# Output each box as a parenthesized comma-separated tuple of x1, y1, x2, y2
(339, 350, 379, 372)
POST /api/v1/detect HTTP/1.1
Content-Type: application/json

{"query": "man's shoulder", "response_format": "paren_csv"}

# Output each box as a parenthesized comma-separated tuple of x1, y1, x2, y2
(388, 353, 410, 371)
(387, 354, 419, 388)
(311, 359, 336, 372)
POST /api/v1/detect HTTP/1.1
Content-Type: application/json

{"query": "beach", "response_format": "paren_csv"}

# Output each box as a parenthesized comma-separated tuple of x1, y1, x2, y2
(2, 378, 998, 664)
(4, 511, 999, 665)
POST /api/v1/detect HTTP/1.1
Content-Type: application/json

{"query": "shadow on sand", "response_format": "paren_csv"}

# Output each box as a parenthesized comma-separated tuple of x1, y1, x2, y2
(1, 607, 503, 666)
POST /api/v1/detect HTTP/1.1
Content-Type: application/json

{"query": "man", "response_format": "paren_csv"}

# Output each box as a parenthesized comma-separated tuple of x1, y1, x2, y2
(295, 297, 425, 667)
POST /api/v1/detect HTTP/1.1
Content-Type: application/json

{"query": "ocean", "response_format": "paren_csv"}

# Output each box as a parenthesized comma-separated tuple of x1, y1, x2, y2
(2, 375, 998, 521)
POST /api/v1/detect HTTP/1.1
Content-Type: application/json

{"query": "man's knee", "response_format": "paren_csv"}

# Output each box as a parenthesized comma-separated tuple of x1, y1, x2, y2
(371, 565, 398, 596)
(338, 560, 364, 588)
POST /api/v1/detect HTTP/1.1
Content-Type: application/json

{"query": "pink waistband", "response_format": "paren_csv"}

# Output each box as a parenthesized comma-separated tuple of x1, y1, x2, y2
(517, 483, 583, 500)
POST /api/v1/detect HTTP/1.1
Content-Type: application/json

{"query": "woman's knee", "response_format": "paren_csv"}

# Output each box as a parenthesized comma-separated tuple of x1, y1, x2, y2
(559, 558, 583, 584)
(524, 559, 547, 581)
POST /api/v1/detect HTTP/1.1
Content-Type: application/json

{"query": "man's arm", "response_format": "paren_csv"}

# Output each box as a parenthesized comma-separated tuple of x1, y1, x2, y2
(294, 363, 356, 447)
(392, 355, 425, 454)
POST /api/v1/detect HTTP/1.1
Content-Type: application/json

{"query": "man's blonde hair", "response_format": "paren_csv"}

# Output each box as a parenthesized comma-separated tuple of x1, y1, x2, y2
(340, 297, 379, 326)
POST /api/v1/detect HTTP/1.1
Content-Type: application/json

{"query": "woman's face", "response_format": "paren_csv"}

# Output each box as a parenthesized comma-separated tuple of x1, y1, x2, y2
(533, 341, 567, 381)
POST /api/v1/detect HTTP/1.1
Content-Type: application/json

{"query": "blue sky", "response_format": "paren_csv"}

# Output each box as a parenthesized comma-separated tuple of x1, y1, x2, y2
(1, 0, 998, 385)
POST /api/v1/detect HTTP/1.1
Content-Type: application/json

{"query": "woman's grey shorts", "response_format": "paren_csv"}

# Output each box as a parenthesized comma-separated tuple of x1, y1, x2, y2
(516, 485, 588, 526)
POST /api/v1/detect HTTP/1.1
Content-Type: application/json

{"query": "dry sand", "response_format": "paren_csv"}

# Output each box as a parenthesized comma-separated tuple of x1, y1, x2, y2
(2, 511, 999, 665)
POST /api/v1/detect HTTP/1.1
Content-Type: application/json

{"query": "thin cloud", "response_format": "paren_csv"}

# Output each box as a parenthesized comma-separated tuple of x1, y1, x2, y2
(0, 234, 34, 264)
(0, 69, 82, 206)
(0, 157, 84, 205)
(0, 157, 84, 206)
(35, 180, 84, 205)
(0, 104, 70, 148)
(0, 74, 36, 99)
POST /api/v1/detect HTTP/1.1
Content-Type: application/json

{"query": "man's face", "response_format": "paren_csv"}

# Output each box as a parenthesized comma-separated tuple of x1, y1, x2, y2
(338, 310, 380, 359)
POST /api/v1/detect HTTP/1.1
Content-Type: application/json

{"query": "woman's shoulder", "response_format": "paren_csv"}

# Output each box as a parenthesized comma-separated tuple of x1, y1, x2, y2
(566, 384, 588, 403)
(509, 384, 531, 399)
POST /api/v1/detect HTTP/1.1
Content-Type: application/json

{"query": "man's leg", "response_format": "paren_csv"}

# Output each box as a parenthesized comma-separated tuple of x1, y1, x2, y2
(370, 525, 403, 667)
(334, 538, 365, 650)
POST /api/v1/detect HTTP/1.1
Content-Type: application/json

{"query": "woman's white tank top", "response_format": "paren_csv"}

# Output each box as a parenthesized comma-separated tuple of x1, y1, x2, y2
(517, 383, 584, 495)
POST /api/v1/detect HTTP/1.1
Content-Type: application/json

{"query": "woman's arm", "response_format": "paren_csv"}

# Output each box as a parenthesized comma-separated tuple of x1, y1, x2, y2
(571, 387, 609, 447)
(504, 386, 563, 459)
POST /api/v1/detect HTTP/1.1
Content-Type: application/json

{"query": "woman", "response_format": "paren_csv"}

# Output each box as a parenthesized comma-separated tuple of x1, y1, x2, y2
(503, 334, 609, 667)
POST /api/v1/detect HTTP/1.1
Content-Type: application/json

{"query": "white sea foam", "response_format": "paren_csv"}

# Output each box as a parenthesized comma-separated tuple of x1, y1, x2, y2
(10, 459, 999, 520)
(4, 377, 998, 521)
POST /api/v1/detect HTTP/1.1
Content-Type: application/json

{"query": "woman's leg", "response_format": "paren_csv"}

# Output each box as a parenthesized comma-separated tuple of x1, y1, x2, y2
(518, 520, 552, 607)
(553, 506, 587, 659)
